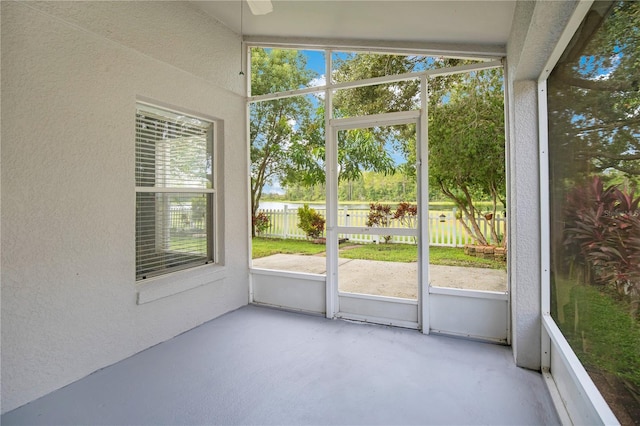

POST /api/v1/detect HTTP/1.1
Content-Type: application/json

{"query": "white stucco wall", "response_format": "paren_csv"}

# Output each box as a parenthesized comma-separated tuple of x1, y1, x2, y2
(1, 1, 248, 412)
(506, 0, 579, 370)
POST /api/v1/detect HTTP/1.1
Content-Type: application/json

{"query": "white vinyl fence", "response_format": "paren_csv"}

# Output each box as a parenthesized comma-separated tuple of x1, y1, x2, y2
(256, 206, 505, 247)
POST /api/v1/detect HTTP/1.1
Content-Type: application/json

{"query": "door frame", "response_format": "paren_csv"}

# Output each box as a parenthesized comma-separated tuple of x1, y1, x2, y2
(325, 110, 430, 331)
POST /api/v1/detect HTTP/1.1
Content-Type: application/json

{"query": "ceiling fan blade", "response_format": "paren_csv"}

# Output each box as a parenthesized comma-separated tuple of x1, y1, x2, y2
(247, 0, 273, 15)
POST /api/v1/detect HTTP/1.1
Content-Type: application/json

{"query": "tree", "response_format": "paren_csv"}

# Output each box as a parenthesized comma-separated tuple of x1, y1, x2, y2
(548, 1, 640, 180)
(332, 53, 430, 179)
(428, 69, 506, 246)
(250, 48, 317, 236)
(251, 50, 507, 244)
(547, 1, 640, 275)
(251, 49, 400, 235)
(332, 53, 506, 246)
(285, 103, 398, 185)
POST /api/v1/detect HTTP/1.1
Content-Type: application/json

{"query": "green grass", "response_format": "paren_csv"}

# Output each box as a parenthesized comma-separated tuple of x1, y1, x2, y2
(339, 243, 417, 262)
(339, 243, 505, 269)
(555, 280, 640, 389)
(252, 237, 326, 258)
(252, 237, 505, 269)
(429, 246, 505, 269)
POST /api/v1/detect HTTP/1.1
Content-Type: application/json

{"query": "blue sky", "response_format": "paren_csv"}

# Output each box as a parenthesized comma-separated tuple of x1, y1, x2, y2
(305, 50, 325, 75)
(259, 49, 415, 196)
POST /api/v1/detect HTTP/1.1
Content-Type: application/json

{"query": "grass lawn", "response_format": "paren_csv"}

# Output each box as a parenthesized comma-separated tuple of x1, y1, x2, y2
(252, 237, 505, 269)
(555, 280, 640, 391)
(252, 237, 326, 258)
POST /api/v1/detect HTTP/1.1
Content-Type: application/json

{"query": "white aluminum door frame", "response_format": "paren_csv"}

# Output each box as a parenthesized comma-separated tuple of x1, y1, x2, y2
(326, 110, 429, 330)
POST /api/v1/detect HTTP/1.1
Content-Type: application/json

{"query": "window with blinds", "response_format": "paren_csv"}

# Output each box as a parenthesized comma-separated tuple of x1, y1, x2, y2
(135, 104, 215, 280)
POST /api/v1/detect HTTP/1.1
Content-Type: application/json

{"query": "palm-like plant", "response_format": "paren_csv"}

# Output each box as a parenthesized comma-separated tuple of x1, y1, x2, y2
(564, 176, 640, 314)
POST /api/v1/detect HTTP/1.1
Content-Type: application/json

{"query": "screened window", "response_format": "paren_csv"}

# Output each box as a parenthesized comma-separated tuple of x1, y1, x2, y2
(547, 1, 639, 421)
(135, 104, 215, 280)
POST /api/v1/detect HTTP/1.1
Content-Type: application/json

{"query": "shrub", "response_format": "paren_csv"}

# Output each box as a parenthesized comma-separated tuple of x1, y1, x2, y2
(298, 204, 325, 239)
(563, 176, 640, 314)
(252, 212, 271, 235)
(367, 203, 392, 243)
(393, 202, 418, 228)
(394, 202, 418, 243)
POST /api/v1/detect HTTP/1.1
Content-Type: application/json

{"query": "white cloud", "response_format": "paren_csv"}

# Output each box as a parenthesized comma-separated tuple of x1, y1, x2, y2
(310, 74, 326, 87)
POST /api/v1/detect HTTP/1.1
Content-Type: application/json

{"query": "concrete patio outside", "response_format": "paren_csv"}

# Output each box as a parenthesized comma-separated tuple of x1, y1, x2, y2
(252, 254, 508, 299)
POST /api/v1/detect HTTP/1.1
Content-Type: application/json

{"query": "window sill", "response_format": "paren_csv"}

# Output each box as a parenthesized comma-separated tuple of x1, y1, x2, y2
(136, 264, 226, 305)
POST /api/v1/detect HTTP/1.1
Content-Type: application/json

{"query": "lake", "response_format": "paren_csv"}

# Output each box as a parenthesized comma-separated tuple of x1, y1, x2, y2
(258, 201, 459, 213)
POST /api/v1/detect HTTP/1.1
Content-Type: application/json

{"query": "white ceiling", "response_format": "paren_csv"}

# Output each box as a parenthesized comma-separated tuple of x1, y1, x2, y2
(191, 1, 516, 52)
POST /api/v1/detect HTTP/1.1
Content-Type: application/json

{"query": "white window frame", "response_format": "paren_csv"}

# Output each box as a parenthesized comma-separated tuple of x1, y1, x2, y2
(135, 101, 220, 288)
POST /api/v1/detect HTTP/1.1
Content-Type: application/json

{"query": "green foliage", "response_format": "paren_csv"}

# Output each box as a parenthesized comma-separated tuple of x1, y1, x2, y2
(429, 68, 506, 246)
(394, 202, 418, 243)
(548, 1, 640, 179)
(190, 196, 207, 228)
(337, 128, 396, 182)
(563, 176, 640, 306)
(250, 49, 506, 245)
(332, 53, 506, 247)
(250, 48, 318, 235)
(251, 49, 409, 235)
(547, 5, 640, 418)
(558, 282, 640, 390)
(251, 237, 326, 259)
(286, 105, 399, 188)
(338, 244, 504, 268)
(252, 237, 504, 269)
(252, 212, 270, 235)
(340, 243, 417, 262)
(286, 170, 420, 202)
(297, 204, 325, 239)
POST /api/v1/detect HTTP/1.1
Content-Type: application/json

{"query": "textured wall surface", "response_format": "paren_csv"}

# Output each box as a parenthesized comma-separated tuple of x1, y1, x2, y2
(505, 0, 579, 370)
(508, 0, 579, 81)
(1, 1, 248, 412)
(508, 80, 541, 369)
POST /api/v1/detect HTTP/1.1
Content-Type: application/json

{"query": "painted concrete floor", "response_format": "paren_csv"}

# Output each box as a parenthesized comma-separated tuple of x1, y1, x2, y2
(3, 305, 559, 425)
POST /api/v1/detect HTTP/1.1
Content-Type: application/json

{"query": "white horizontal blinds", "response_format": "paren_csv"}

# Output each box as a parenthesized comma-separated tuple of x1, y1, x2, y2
(135, 104, 214, 280)
(136, 109, 213, 189)
(136, 193, 210, 278)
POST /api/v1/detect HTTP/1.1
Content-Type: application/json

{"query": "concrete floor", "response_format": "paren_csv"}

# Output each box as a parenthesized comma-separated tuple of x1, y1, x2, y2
(2, 305, 559, 426)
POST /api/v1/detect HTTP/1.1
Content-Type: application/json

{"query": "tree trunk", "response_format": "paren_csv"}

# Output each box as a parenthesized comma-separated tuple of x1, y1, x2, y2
(440, 183, 489, 245)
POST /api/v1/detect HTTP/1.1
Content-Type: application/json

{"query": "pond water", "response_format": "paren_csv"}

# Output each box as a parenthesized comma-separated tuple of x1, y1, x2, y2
(260, 201, 352, 211)
(258, 201, 458, 212)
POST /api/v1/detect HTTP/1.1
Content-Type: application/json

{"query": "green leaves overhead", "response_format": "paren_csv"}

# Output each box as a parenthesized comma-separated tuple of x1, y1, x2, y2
(428, 69, 506, 245)
(548, 1, 640, 180)
(249, 48, 318, 235)
(251, 48, 317, 95)
(249, 48, 506, 245)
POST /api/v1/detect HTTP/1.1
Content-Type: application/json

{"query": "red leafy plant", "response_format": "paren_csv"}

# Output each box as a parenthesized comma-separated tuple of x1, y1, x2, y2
(393, 202, 418, 228)
(563, 176, 640, 313)
(252, 212, 271, 235)
(366, 203, 393, 243)
(393, 202, 418, 243)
